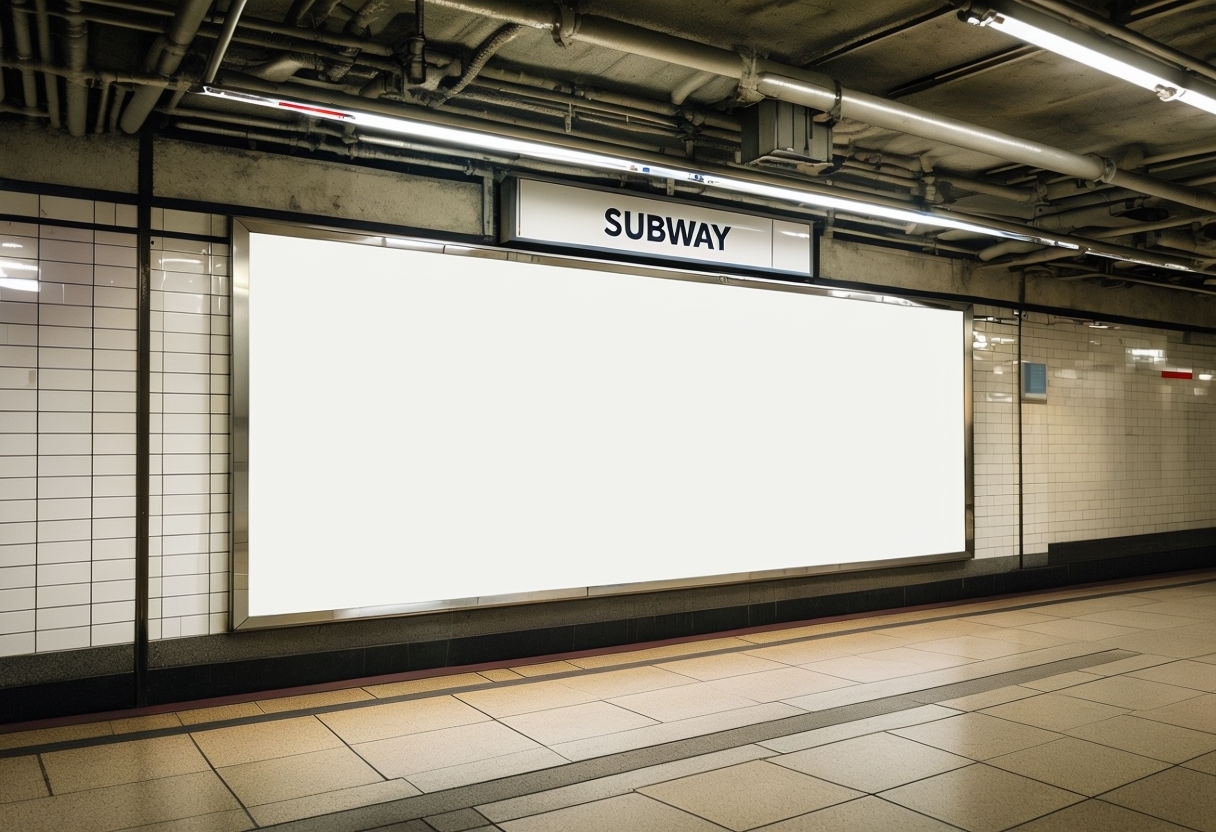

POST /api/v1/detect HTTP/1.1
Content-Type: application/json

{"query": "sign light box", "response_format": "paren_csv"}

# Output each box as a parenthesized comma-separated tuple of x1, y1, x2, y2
(233, 222, 969, 628)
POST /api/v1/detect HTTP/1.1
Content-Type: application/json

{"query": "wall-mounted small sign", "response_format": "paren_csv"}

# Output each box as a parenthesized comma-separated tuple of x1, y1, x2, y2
(501, 177, 814, 276)
(1022, 361, 1047, 402)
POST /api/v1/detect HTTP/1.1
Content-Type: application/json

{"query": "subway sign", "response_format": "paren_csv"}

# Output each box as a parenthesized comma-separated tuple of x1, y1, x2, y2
(501, 178, 814, 276)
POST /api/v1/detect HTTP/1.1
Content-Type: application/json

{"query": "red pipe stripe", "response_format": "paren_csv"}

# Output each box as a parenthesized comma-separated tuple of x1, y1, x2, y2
(1162, 370, 1193, 379)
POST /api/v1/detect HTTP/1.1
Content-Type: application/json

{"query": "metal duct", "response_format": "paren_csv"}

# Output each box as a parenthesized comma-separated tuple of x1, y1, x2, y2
(119, 0, 213, 134)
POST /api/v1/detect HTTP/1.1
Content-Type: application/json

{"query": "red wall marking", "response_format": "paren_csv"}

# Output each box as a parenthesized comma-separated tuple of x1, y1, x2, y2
(1161, 370, 1194, 379)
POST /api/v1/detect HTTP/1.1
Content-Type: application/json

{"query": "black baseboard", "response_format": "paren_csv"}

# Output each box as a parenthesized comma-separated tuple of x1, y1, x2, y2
(2, 544, 1213, 725)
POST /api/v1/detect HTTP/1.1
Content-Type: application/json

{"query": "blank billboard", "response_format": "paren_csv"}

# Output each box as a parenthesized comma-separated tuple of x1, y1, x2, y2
(234, 224, 967, 626)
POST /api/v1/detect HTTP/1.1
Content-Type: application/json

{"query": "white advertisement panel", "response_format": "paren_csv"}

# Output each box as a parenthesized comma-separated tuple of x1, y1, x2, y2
(237, 226, 966, 625)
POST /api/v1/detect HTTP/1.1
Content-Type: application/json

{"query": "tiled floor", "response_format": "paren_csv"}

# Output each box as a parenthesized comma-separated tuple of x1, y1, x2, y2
(3, 570, 1216, 831)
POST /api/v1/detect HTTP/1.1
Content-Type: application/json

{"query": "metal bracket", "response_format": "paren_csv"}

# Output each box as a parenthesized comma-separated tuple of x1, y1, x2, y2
(554, 3, 577, 47)
(735, 48, 765, 104)
(1087, 153, 1118, 184)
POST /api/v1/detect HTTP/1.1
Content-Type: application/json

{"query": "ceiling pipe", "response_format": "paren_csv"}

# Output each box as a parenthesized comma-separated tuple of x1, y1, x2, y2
(425, 0, 1216, 219)
(119, 0, 213, 134)
(63, 1, 88, 137)
(203, 0, 248, 85)
(33, 0, 61, 128)
(8, 0, 37, 112)
(431, 23, 523, 106)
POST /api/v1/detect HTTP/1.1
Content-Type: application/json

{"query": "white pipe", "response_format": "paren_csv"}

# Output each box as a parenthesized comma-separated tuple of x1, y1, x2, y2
(9, 0, 38, 112)
(119, 0, 213, 134)
(33, 0, 60, 128)
(63, 1, 88, 137)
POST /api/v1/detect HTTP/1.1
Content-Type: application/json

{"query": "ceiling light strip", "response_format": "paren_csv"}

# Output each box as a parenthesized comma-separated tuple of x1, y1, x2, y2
(961, 1, 1216, 116)
(197, 85, 1203, 274)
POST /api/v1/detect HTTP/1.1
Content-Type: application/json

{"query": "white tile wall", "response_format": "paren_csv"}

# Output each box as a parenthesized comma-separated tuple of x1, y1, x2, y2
(4, 185, 1215, 660)
(0, 191, 229, 656)
(149, 225, 230, 641)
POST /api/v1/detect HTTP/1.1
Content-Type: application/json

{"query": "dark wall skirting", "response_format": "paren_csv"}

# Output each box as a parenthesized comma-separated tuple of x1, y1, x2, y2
(2, 542, 1213, 725)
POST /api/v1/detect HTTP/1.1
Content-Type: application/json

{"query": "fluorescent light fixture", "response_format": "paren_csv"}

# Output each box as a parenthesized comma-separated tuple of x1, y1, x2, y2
(197, 85, 1206, 274)
(963, 3, 1216, 116)
(198, 86, 1057, 245)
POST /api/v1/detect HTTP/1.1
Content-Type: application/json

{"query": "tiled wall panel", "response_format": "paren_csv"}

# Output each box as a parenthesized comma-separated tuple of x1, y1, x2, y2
(0, 191, 227, 656)
(2, 182, 1214, 659)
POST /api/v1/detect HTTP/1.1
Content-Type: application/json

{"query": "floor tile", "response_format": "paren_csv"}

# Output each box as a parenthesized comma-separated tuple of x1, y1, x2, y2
(1076, 609, 1202, 630)
(552, 703, 803, 761)
(0, 770, 239, 832)
(354, 720, 541, 779)
(1020, 620, 1139, 641)
(455, 679, 599, 718)
(217, 745, 384, 806)
(42, 734, 210, 793)
(761, 705, 959, 754)
(1039, 596, 1153, 617)
(937, 684, 1037, 711)
(426, 807, 495, 832)
(319, 695, 488, 744)
(639, 759, 862, 831)
(175, 702, 266, 726)
(255, 687, 375, 714)
(0, 754, 48, 802)
(499, 793, 723, 832)
(557, 666, 698, 699)
(979, 692, 1126, 732)
(409, 747, 568, 792)
(707, 666, 854, 701)
(658, 652, 790, 681)
(1184, 750, 1216, 775)
(892, 712, 1060, 760)
(1105, 630, 1216, 658)
(480, 668, 525, 682)
(966, 610, 1060, 628)
(362, 672, 489, 698)
(755, 795, 963, 831)
(478, 746, 770, 823)
(1103, 767, 1216, 831)
(1063, 676, 1203, 710)
(987, 736, 1168, 795)
(192, 716, 343, 768)
(774, 732, 971, 792)
(1019, 671, 1100, 692)
(1084, 654, 1174, 677)
(798, 650, 965, 683)
(1068, 713, 1216, 762)
(0, 722, 112, 751)
(910, 635, 1026, 660)
(108, 712, 183, 735)
(248, 778, 420, 827)
(609, 681, 760, 722)
(881, 763, 1081, 832)
(118, 807, 255, 831)
(1005, 799, 1194, 831)
(511, 661, 583, 678)
(501, 700, 656, 746)
(1130, 659, 1216, 693)
(1135, 692, 1216, 733)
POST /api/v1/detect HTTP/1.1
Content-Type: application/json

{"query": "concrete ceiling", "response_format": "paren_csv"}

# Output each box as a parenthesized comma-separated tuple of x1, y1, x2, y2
(5, 0, 1216, 296)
